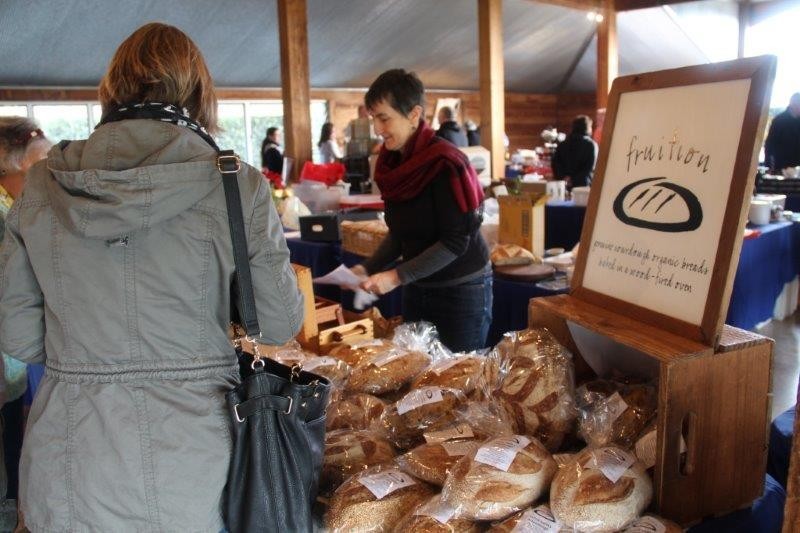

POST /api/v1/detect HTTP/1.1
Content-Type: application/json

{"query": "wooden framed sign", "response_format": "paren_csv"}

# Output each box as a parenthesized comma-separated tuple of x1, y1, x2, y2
(571, 56, 776, 346)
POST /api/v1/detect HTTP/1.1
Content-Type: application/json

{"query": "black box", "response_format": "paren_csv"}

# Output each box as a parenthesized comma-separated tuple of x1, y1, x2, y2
(299, 213, 341, 242)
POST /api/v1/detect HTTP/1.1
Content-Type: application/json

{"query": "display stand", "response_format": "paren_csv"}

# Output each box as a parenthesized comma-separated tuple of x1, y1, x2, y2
(525, 56, 778, 526)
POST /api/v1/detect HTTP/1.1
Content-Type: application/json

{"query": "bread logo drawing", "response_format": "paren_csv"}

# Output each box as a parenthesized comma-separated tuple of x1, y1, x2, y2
(612, 177, 702, 232)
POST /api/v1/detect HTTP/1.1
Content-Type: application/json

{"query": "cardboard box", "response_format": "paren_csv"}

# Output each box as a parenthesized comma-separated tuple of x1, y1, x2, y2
(498, 193, 547, 256)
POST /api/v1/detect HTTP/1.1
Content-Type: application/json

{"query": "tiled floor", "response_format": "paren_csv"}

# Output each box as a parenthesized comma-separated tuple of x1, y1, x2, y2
(757, 311, 800, 420)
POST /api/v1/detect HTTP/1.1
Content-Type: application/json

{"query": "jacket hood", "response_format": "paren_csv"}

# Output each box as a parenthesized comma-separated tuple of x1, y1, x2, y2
(44, 119, 223, 239)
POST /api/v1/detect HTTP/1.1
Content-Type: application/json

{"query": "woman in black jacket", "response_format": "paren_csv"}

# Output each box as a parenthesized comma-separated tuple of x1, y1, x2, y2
(552, 115, 598, 190)
(351, 69, 491, 352)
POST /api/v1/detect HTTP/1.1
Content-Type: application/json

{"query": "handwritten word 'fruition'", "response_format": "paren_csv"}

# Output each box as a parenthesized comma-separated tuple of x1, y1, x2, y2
(626, 131, 711, 174)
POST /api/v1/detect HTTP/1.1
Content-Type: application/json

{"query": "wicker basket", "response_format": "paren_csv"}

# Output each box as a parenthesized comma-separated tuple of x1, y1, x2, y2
(340, 220, 388, 257)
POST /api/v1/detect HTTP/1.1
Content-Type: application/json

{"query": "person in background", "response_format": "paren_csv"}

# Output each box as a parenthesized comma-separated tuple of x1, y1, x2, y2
(0, 117, 51, 527)
(260, 126, 283, 174)
(352, 69, 491, 353)
(318, 122, 343, 163)
(551, 115, 598, 191)
(0, 23, 301, 530)
(464, 119, 481, 147)
(345, 105, 380, 157)
(435, 106, 468, 147)
(764, 93, 800, 172)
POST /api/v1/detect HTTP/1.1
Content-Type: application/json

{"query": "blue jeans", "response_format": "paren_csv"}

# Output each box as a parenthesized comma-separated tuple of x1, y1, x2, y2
(402, 272, 493, 353)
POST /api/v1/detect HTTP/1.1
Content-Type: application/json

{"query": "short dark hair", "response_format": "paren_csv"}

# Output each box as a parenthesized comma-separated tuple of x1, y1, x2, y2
(365, 68, 425, 117)
(571, 115, 592, 136)
(439, 106, 455, 121)
(267, 126, 279, 138)
(318, 122, 333, 147)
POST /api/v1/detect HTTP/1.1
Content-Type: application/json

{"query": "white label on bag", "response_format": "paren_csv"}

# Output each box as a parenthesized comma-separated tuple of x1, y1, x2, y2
(591, 447, 636, 483)
(441, 440, 479, 457)
(351, 339, 383, 349)
(301, 356, 337, 372)
(553, 453, 574, 468)
(414, 498, 456, 525)
(358, 469, 416, 500)
(606, 392, 629, 422)
(512, 505, 562, 533)
(624, 516, 667, 533)
(372, 348, 408, 367)
(432, 356, 468, 375)
(474, 435, 531, 472)
(397, 387, 444, 415)
(424, 422, 475, 444)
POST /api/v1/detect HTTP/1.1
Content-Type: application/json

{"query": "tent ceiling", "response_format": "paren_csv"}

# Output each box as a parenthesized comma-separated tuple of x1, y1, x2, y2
(0, 0, 727, 93)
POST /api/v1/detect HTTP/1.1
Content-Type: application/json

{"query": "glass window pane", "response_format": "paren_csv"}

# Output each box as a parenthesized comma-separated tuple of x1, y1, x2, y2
(249, 102, 284, 169)
(92, 104, 103, 127)
(0, 105, 28, 117)
(32, 104, 90, 142)
(217, 103, 247, 163)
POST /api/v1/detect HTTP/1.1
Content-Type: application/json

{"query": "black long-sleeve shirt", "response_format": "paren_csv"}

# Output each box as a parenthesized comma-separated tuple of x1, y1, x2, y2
(765, 109, 800, 171)
(551, 134, 598, 189)
(260, 140, 283, 173)
(362, 168, 489, 286)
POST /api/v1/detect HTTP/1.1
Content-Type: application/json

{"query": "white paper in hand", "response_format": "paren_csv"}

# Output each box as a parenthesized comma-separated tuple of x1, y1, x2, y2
(313, 264, 378, 310)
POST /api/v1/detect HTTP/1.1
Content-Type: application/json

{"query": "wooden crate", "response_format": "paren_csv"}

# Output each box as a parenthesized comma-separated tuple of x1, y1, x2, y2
(341, 220, 388, 257)
(528, 294, 773, 526)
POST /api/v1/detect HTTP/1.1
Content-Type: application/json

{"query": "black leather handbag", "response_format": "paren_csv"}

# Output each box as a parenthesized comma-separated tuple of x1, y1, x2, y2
(217, 151, 331, 533)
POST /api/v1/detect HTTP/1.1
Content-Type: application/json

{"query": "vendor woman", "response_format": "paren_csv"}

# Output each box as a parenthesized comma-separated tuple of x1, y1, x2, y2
(352, 68, 491, 352)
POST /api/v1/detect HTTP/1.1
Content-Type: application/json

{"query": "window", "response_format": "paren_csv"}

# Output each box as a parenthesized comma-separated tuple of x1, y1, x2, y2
(217, 103, 248, 161)
(32, 104, 91, 141)
(0, 105, 27, 117)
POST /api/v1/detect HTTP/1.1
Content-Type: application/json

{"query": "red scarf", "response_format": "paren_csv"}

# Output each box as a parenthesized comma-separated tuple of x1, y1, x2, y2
(375, 121, 484, 212)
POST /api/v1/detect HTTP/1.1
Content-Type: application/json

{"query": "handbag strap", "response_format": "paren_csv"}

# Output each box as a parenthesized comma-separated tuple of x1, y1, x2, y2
(218, 150, 261, 339)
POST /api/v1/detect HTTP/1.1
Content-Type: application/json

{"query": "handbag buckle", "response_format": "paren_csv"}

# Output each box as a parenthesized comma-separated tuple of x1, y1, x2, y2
(283, 395, 294, 415)
(217, 154, 241, 174)
(233, 395, 293, 423)
(234, 403, 246, 423)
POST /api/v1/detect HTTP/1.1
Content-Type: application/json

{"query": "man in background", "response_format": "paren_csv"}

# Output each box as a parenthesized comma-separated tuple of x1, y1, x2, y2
(345, 105, 380, 157)
(260, 126, 283, 174)
(765, 93, 800, 172)
(435, 106, 468, 147)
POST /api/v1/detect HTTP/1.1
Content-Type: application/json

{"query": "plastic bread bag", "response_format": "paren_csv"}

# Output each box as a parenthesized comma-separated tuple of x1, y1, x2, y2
(346, 346, 432, 396)
(633, 421, 687, 471)
(550, 446, 653, 532)
(377, 386, 468, 449)
(394, 493, 481, 533)
(577, 380, 657, 449)
(411, 351, 489, 396)
(298, 355, 351, 388)
(279, 195, 311, 230)
(327, 393, 387, 431)
(254, 339, 309, 367)
(396, 439, 481, 487)
(321, 429, 397, 495)
(325, 464, 435, 533)
(441, 434, 557, 521)
(621, 514, 683, 533)
(391, 321, 442, 356)
(328, 338, 397, 366)
(494, 328, 578, 452)
(487, 504, 572, 532)
(422, 400, 516, 446)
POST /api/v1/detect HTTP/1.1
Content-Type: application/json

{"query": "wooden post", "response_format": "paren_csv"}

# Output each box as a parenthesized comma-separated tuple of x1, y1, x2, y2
(478, 0, 506, 182)
(277, 0, 312, 181)
(738, 0, 751, 59)
(596, 0, 618, 111)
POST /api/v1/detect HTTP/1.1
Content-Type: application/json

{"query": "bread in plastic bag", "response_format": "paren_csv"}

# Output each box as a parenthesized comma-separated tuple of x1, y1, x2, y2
(328, 338, 396, 367)
(423, 401, 515, 445)
(550, 446, 653, 532)
(495, 328, 578, 452)
(255, 340, 309, 367)
(394, 494, 481, 533)
(411, 354, 487, 396)
(300, 355, 351, 388)
(321, 429, 396, 494)
(621, 514, 683, 532)
(396, 439, 481, 486)
(326, 464, 435, 533)
(327, 393, 387, 431)
(442, 434, 557, 521)
(577, 380, 657, 449)
(391, 321, 441, 354)
(487, 504, 570, 532)
(378, 386, 467, 449)
(346, 347, 432, 396)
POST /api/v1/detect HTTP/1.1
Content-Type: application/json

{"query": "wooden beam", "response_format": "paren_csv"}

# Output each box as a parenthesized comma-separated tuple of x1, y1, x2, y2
(522, 0, 600, 12)
(478, 0, 506, 182)
(614, 0, 696, 11)
(596, 0, 617, 110)
(277, 0, 312, 181)
(738, 1, 751, 59)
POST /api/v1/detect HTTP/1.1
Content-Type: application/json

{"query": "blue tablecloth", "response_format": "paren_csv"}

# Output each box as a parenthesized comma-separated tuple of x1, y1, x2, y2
(768, 405, 795, 489)
(545, 200, 586, 251)
(726, 221, 800, 329)
(488, 278, 567, 346)
(688, 474, 785, 533)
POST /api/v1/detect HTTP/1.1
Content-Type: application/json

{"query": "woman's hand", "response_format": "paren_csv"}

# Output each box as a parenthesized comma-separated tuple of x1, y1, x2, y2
(349, 264, 368, 278)
(360, 269, 401, 296)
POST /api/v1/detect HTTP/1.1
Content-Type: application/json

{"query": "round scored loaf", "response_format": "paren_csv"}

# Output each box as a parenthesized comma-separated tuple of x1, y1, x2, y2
(397, 440, 480, 486)
(300, 355, 351, 386)
(411, 355, 485, 396)
(496, 329, 577, 452)
(327, 339, 396, 367)
(550, 447, 653, 532)
(346, 347, 432, 396)
(394, 494, 481, 533)
(491, 243, 538, 266)
(487, 505, 565, 533)
(578, 381, 657, 449)
(326, 393, 387, 431)
(442, 435, 557, 521)
(326, 465, 435, 533)
(379, 387, 466, 449)
(321, 430, 396, 494)
(622, 514, 683, 533)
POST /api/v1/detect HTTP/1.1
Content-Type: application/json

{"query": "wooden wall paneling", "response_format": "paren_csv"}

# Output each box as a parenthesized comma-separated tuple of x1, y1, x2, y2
(596, 0, 618, 111)
(277, 0, 312, 181)
(478, 0, 506, 180)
